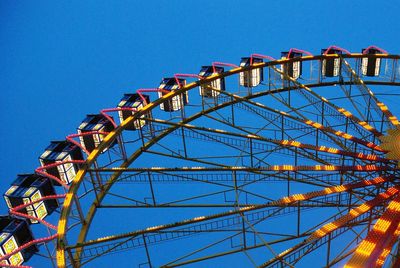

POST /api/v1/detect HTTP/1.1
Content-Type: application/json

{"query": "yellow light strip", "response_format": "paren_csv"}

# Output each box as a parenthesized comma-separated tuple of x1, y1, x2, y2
(276, 176, 389, 206)
(375, 223, 400, 267)
(337, 108, 380, 134)
(276, 138, 386, 162)
(342, 59, 399, 128)
(303, 119, 382, 151)
(286, 71, 383, 137)
(345, 193, 400, 267)
(309, 186, 400, 243)
(266, 164, 385, 172)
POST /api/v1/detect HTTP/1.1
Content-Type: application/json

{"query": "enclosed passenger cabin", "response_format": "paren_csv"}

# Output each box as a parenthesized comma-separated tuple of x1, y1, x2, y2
(0, 216, 38, 266)
(4, 174, 58, 224)
(117, 93, 151, 130)
(77, 114, 116, 152)
(361, 48, 382, 76)
(239, 57, 264, 87)
(39, 141, 84, 185)
(158, 78, 189, 111)
(198, 66, 225, 97)
(280, 51, 303, 79)
(321, 48, 343, 77)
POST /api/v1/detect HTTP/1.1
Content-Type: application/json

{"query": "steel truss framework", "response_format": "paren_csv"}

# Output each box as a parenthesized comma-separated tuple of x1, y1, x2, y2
(5, 52, 400, 268)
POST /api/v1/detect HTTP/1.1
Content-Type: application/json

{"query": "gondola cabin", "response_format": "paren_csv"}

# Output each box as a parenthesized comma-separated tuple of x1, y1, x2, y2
(280, 51, 302, 79)
(4, 174, 58, 224)
(117, 93, 150, 130)
(77, 114, 116, 152)
(198, 66, 225, 97)
(321, 48, 342, 77)
(239, 57, 263, 87)
(361, 48, 382, 76)
(0, 216, 38, 266)
(158, 78, 189, 111)
(39, 141, 84, 185)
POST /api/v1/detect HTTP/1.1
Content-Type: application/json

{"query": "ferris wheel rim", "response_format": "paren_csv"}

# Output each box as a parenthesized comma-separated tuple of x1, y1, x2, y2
(55, 53, 400, 267)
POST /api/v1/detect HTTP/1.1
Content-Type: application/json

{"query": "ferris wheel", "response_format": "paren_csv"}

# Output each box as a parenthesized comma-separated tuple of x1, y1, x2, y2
(2, 45, 400, 268)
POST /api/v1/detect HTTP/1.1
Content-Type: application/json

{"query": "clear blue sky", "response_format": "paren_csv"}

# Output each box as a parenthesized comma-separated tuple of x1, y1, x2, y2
(1, 1, 400, 267)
